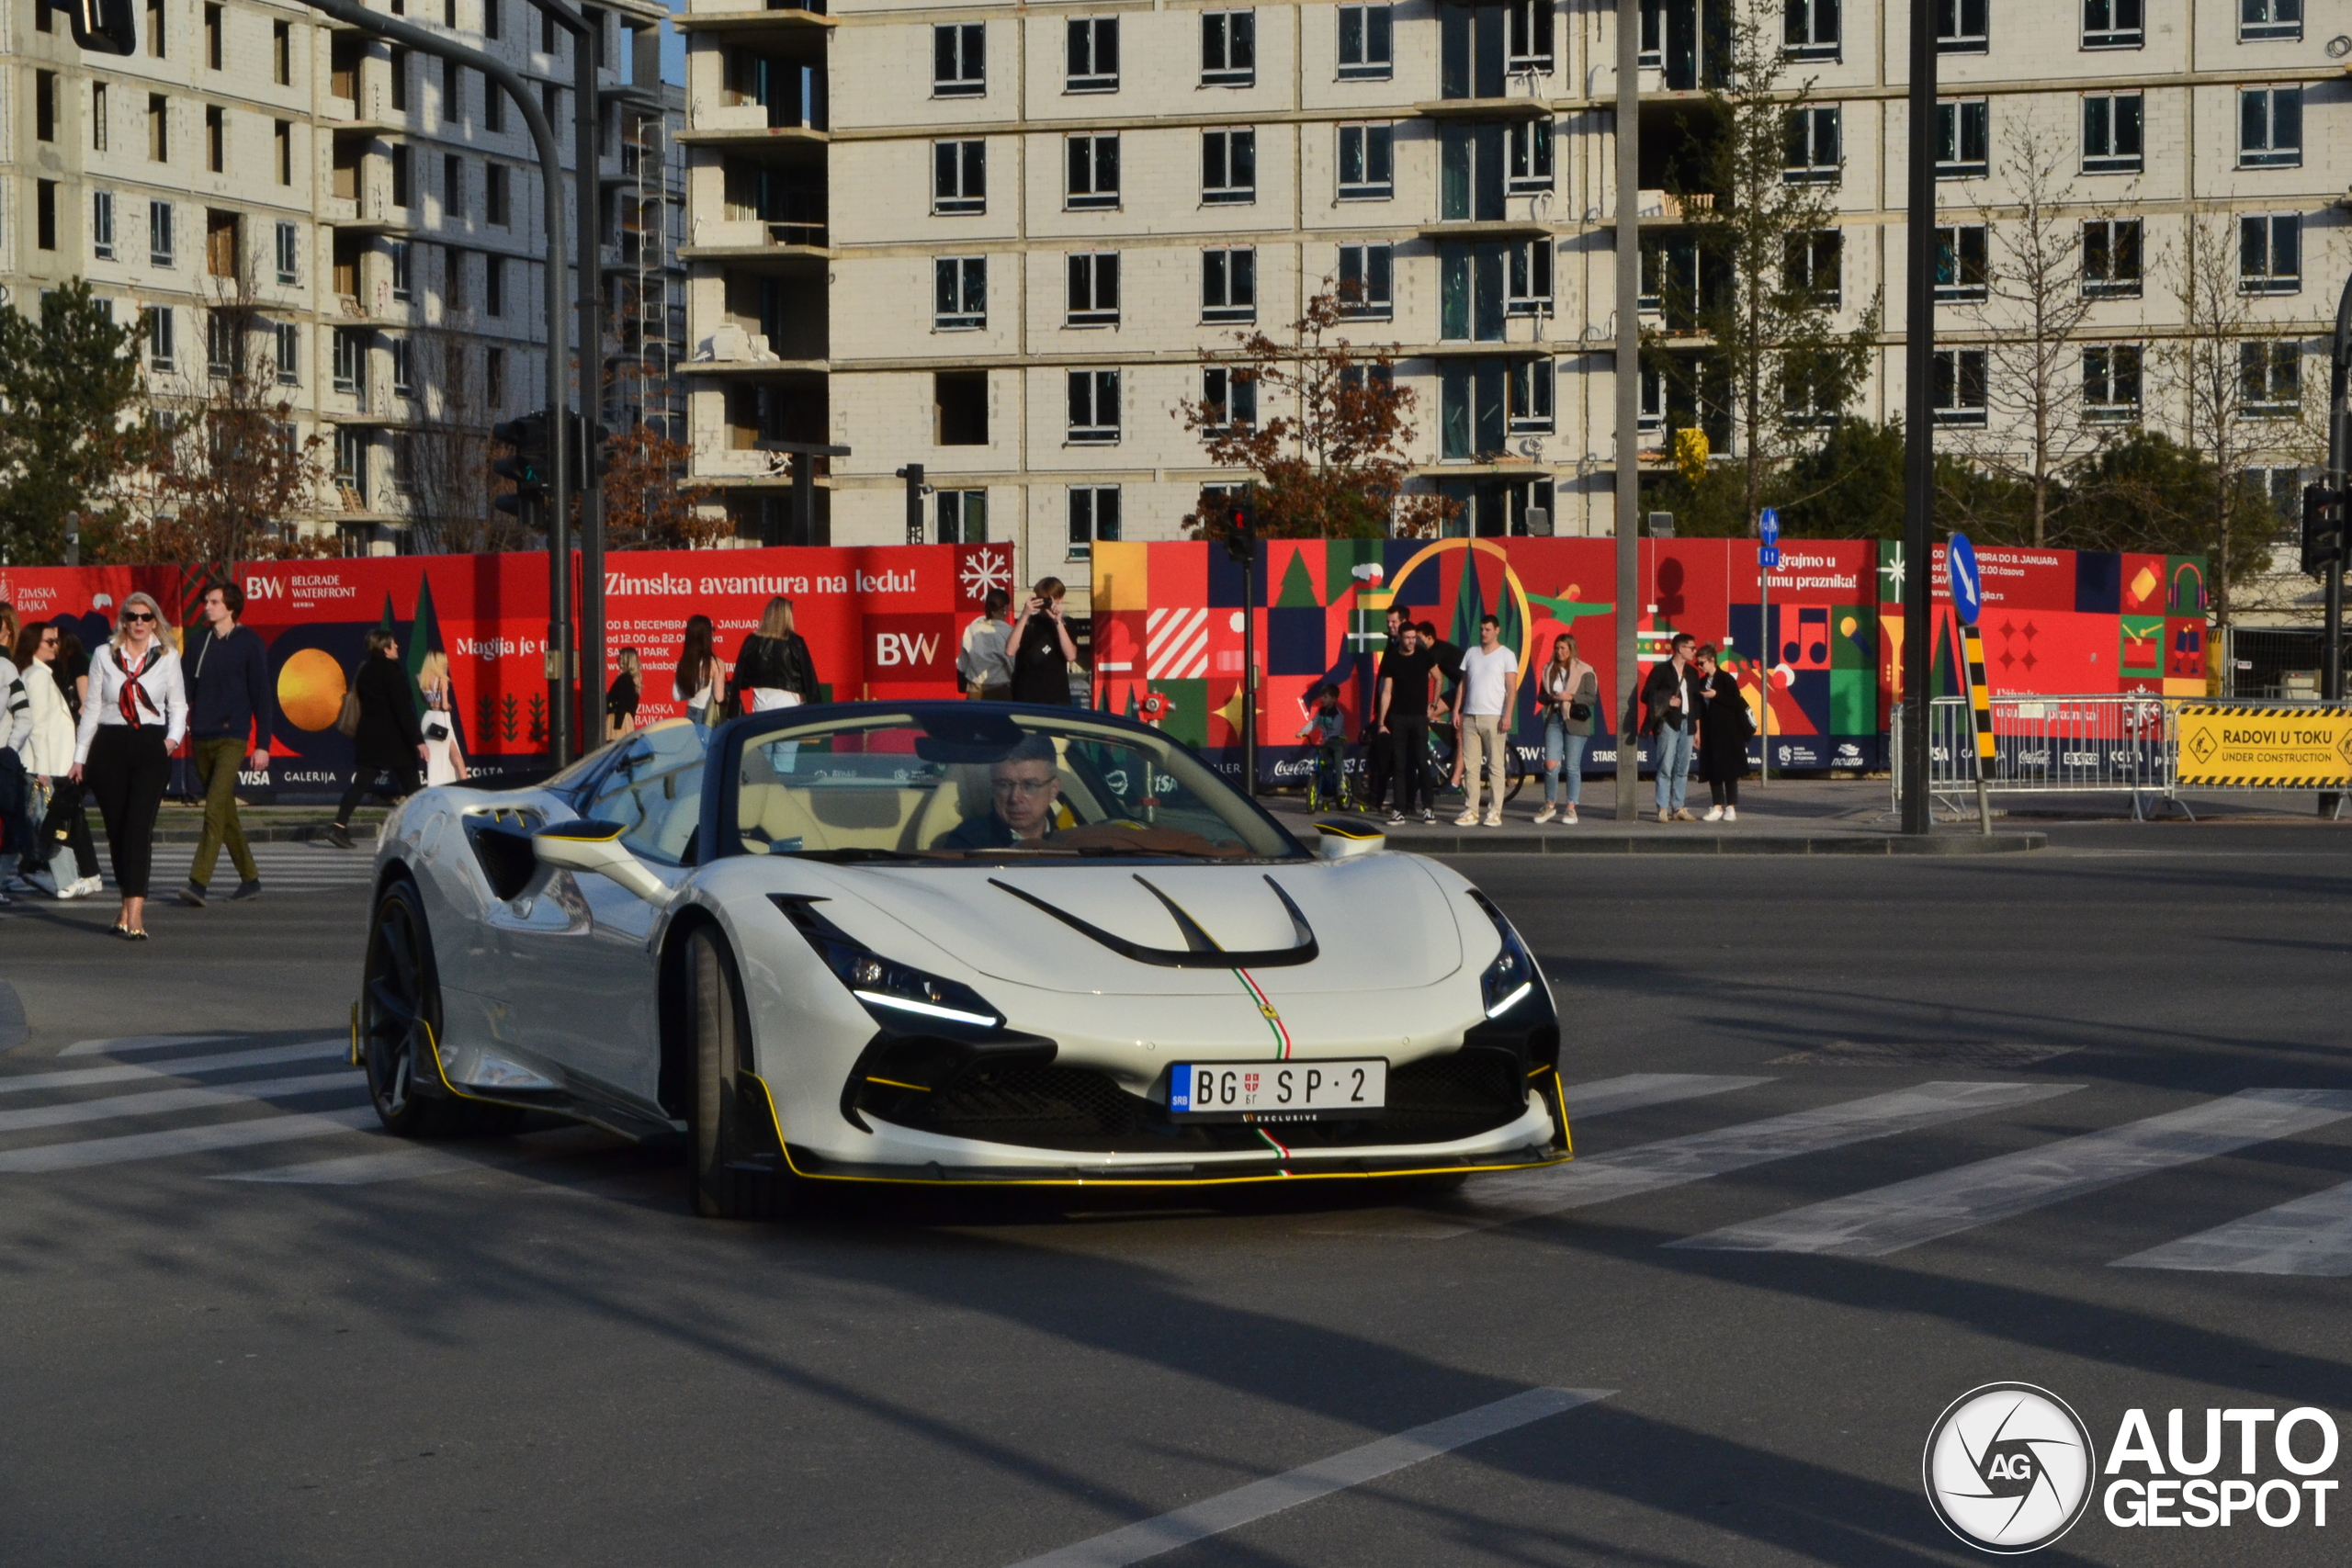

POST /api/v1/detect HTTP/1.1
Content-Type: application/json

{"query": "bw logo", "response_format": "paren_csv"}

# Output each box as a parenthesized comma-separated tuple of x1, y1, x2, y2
(1924, 1383, 2097, 1553)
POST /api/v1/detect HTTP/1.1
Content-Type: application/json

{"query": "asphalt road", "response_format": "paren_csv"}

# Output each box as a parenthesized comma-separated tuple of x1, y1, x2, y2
(2, 825, 2348, 1567)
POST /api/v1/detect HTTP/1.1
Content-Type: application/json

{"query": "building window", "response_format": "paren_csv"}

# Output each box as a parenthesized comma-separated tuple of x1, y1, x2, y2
(1067, 252, 1120, 327)
(275, 20, 293, 84)
(204, 4, 224, 68)
(335, 428, 368, 503)
(207, 310, 236, 378)
(1440, 361, 1547, 457)
(1067, 18, 1119, 93)
(1204, 248, 1257, 323)
(931, 369, 989, 446)
(36, 71, 58, 142)
(35, 181, 57, 251)
(391, 144, 413, 207)
(1641, 234, 1702, 319)
(1440, 123, 1506, 220)
(933, 23, 985, 97)
(2239, 0, 2300, 43)
(1203, 130, 1256, 205)
(92, 82, 108, 151)
(486, 163, 510, 226)
(1442, 245, 1510, 342)
(1930, 347, 1988, 425)
(485, 345, 505, 407)
(205, 105, 225, 172)
(1509, 358, 1555, 434)
(444, 153, 460, 216)
(93, 191, 117, 261)
(2083, 344, 2143, 423)
(146, 0, 164, 57)
(1932, 224, 1987, 302)
(934, 256, 986, 330)
(445, 243, 465, 310)
(485, 74, 504, 132)
(390, 46, 409, 112)
(272, 321, 300, 386)
(1784, 0, 1840, 62)
(390, 337, 413, 396)
(1509, 239, 1554, 316)
(2083, 219, 2143, 298)
(1339, 243, 1393, 319)
(150, 93, 170, 162)
(1068, 370, 1121, 444)
(934, 140, 986, 215)
(938, 490, 988, 545)
(2240, 342, 2300, 415)
(1640, 366, 1666, 434)
(1787, 229, 1843, 307)
(1508, 118, 1554, 192)
(1068, 486, 1120, 558)
(205, 210, 239, 279)
(389, 240, 413, 302)
(2081, 93, 2143, 174)
(150, 199, 175, 266)
(1785, 106, 1840, 184)
(1203, 11, 1255, 86)
(333, 326, 365, 393)
(143, 307, 175, 373)
(1202, 366, 1258, 434)
(2083, 0, 2143, 47)
(1338, 124, 1395, 200)
(2239, 88, 2301, 168)
(1507, 0, 1555, 71)
(2240, 214, 2301, 296)
(1067, 134, 1120, 209)
(1936, 98, 1990, 178)
(1338, 3, 1394, 79)
(1784, 363, 1840, 426)
(486, 254, 504, 317)
(276, 120, 293, 185)
(1936, 0, 1987, 52)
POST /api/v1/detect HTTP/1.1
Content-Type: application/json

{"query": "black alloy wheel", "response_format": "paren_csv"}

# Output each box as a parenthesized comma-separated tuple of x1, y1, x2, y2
(361, 879, 446, 1135)
(685, 927, 793, 1221)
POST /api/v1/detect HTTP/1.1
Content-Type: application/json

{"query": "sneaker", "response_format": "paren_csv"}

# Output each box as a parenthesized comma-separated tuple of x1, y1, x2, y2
(326, 823, 354, 850)
(1674, 808, 1700, 822)
(1561, 806, 1578, 824)
(1532, 804, 1557, 825)
(230, 880, 263, 901)
(72, 875, 105, 898)
(180, 880, 209, 908)
(1454, 811, 1480, 827)
(1702, 806, 1724, 822)
(1723, 806, 1736, 822)
(1386, 809, 1406, 825)
(1482, 812, 1501, 828)
(1420, 809, 1435, 825)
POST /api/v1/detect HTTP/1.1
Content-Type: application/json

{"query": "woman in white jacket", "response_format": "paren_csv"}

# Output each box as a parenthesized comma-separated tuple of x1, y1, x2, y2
(12, 619, 102, 898)
(72, 592, 188, 939)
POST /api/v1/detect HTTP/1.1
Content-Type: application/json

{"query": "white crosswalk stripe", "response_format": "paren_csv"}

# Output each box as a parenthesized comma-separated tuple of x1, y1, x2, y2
(0, 1071, 361, 1136)
(2112, 1177, 2352, 1277)
(0, 1040, 345, 1096)
(139, 844, 378, 890)
(0, 1105, 379, 1172)
(1675, 1089, 2352, 1258)
(1557, 1073, 1774, 1121)
(1422, 1081, 2082, 1239)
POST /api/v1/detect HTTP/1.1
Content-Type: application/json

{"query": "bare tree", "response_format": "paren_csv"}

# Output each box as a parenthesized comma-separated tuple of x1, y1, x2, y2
(399, 333, 529, 555)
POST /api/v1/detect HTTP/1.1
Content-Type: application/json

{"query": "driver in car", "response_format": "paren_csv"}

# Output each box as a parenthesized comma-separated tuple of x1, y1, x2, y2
(940, 735, 1066, 850)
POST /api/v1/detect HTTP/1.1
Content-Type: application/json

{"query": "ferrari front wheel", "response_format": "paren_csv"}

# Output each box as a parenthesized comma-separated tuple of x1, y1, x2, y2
(684, 927, 794, 1221)
(360, 878, 454, 1137)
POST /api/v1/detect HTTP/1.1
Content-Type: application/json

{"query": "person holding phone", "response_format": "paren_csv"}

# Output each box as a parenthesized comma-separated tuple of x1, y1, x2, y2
(1008, 578, 1079, 706)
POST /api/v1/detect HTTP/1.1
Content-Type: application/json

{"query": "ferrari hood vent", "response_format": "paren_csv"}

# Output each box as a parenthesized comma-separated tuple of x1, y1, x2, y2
(989, 874, 1319, 969)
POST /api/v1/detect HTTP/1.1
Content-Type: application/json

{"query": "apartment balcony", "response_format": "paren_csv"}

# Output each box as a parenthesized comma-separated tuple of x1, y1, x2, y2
(1416, 96, 1553, 122)
(1417, 217, 1553, 242)
(681, 216, 830, 267)
(674, 0, 836, 46)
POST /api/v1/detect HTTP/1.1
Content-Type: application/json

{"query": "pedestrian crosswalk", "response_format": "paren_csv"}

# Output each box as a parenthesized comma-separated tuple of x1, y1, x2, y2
(2, 1046, 2350, 1274)
(5, 843, 381, 899)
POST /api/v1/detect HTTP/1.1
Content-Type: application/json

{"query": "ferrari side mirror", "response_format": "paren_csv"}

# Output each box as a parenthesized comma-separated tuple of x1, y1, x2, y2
(1310, 817, 1386, 861)
(533, 819, 673, 906)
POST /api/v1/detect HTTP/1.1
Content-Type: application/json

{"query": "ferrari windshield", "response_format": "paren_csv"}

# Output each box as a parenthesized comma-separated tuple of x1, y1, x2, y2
(728, 707, 1304, 862)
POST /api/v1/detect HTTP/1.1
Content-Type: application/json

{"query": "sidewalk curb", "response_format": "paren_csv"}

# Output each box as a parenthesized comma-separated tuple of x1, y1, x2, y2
(1390, 830, 2048, 855)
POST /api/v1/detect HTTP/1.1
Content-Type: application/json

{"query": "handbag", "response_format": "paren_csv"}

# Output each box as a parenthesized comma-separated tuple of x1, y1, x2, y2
(334, 690, 362, 738)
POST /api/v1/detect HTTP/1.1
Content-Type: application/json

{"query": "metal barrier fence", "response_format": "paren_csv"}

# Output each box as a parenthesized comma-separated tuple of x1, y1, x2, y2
(1893, 695, 2352, 821)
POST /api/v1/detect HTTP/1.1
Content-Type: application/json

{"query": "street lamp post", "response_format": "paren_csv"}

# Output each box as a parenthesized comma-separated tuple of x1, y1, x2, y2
(1899, 0, 1937, 834)
(1613, 0, 1641, 821)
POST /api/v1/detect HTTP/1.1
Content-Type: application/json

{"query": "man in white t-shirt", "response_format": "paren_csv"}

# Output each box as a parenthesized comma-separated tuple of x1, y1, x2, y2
(1452, 615, 1520, 827)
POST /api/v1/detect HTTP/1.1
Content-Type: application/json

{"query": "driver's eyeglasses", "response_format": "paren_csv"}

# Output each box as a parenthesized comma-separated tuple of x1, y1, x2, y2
(991, 776, 1055, 796)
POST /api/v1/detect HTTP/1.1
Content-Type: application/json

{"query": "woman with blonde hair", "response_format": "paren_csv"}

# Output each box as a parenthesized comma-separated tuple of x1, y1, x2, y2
(71, 592, 187, 938)
(729, 594, 819, 714)
(417, 649, 468, 787)
(1532, 632, 1598, 826)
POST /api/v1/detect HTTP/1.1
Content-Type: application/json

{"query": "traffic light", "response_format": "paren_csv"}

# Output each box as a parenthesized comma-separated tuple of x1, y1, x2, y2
(895, 463, 927, 545)
(1220, 487, 1257, 565)
(492, 412, 550, 518)
(572, 413, 610, 490)
(60, 0, 138, 56)
(2302, 483, 2344, 577)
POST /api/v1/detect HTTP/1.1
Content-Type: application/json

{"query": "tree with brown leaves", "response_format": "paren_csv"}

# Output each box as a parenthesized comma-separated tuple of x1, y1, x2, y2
(601, 423, 723, 550)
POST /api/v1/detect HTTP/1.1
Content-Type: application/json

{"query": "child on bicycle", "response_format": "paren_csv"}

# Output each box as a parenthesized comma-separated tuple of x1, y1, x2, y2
(1295, 682, 1350, 809)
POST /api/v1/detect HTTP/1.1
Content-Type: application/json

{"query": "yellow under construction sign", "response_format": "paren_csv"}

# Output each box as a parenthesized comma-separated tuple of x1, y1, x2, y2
(2175, 705, 2352, 787)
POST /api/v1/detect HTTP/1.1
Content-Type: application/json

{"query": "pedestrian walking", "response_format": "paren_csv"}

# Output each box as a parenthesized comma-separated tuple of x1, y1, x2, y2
(72, 592, 187, 939)
(1532, 633, 1598, 826)
(958, 589, 1015, 701)
(326, 629, 424, 850)
(605, 648, 641, 742)
(179, 581, 273, 907)
(1694, 645, 1753, 822)
(12, 619, 100, 899)
(673, 615, 722, 728)
(729, 596, 820, 714)
(1008, 578, 1078, 706)
(1377, 621, 1440, 825)
(418, 650, 469, 787)
(1452, 615, 1519, 828)
(1640, 630, 1701, 822)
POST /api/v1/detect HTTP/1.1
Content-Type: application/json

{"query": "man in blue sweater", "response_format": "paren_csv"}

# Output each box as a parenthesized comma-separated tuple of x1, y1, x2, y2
(181, 581, 274, 906)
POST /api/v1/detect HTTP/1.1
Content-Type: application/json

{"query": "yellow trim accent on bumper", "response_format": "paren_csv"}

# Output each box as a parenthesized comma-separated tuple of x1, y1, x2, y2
(863, 1076, 932, 1093)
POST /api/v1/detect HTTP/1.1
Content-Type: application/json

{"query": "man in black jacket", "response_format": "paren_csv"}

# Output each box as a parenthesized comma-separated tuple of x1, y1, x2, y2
(181, 582, 275, 905)
(1640, 631, 1701, 822)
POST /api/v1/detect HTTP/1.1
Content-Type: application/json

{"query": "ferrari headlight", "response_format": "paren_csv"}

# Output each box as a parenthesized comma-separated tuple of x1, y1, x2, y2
(1466, 891, 1548, 1021)
(770, 896, 1003, 1032)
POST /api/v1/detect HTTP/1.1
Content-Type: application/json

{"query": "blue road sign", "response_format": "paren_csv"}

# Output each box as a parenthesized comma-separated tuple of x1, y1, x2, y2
(1759, 508, 1781, 569)
(1948, 533, 1983, 626)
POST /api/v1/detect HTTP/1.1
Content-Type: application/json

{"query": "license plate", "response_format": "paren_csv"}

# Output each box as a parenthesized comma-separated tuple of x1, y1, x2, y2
(1169, 1059, 1387, 1122)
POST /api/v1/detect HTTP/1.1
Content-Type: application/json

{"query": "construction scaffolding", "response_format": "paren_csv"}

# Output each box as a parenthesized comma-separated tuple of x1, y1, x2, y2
(609, 86, 687, 442)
